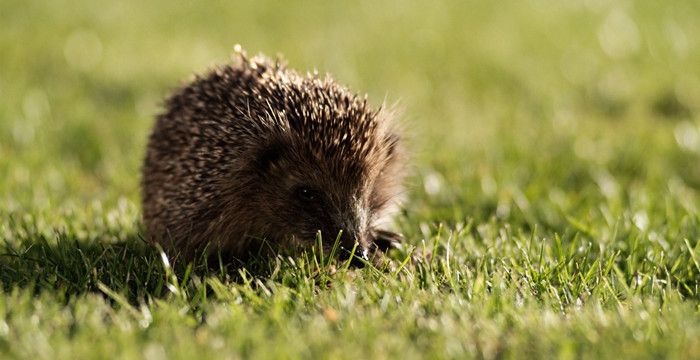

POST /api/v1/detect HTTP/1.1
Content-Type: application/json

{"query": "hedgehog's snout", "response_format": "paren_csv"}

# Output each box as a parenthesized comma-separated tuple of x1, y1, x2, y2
(337, 235, 369, 268)
(330, 209, 371, 266)
(336, 229, 368, 258)
(339, 246, 369, 267)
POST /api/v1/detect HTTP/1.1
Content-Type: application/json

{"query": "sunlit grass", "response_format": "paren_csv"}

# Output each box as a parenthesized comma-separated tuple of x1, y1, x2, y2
(1, 0, 700, 358)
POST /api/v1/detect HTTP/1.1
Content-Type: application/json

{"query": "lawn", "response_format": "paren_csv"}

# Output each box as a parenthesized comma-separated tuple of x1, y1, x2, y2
(1, 0, 700, 358)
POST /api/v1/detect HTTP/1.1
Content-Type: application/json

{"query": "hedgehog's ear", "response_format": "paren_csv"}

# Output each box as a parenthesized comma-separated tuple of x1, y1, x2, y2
(255, 142, 284, 172)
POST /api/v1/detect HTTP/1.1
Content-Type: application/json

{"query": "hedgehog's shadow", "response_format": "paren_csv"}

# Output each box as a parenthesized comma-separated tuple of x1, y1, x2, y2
(0, 228, 402, 303)
(0, 231, 272, 302)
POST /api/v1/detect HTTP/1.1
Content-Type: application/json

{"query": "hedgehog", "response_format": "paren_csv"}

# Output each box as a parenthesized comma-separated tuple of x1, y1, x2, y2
(142, 48, 405, 266)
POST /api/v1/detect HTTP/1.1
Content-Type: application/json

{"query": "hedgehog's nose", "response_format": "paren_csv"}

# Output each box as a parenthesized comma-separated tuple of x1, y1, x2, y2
(339, 244, 369, 267)
(334, 229, 369, 266)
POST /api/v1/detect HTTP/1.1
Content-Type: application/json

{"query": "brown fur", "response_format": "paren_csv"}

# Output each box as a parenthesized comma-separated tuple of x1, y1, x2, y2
(142, 49, 405, 264)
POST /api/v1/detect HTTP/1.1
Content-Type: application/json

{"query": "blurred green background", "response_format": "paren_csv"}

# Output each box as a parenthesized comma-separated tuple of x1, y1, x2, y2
(2, 1, 700, 357)
(2, 0, 698, 215)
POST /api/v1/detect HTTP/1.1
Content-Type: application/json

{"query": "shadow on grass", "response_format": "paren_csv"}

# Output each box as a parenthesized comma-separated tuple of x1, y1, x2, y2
(1, 233, 164, 301)
(0, 231, 275, 302)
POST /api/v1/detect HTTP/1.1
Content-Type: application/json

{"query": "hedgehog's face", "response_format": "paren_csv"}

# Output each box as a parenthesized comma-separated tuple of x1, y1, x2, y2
(247, 131, 402, 263)
(284, 181, 370, 262)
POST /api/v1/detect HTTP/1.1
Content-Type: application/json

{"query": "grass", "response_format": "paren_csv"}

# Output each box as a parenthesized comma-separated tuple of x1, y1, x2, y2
(2, 0, 700, 358)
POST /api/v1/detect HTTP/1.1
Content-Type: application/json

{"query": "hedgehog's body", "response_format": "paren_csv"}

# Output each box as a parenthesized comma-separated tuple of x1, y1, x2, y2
(142, 51, 404, 264)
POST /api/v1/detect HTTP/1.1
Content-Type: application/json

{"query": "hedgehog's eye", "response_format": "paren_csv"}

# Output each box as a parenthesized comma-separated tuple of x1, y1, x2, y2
(294, 186, 318, 203)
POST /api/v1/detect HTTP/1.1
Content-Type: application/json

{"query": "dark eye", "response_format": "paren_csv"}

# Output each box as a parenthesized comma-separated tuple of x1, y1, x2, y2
(295, 186, 318, 202)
